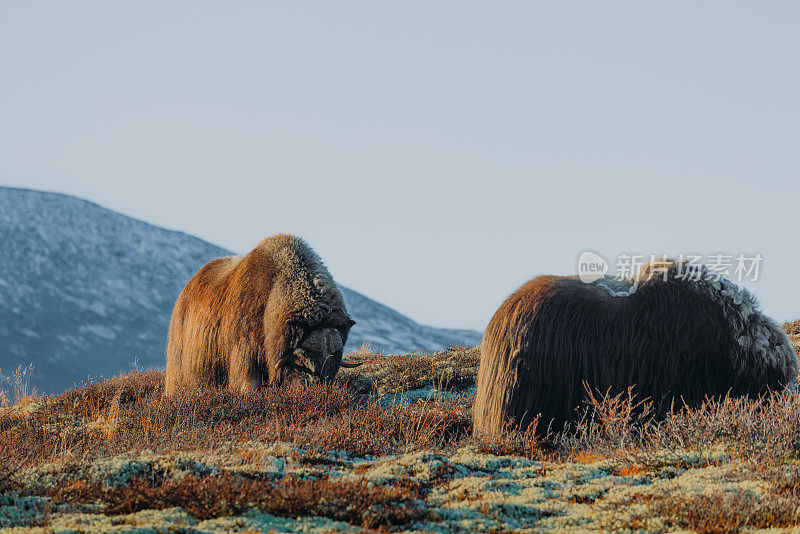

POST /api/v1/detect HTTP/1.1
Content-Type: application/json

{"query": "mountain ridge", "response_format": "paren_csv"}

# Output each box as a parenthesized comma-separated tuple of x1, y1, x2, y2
(0, 186, 481, 393)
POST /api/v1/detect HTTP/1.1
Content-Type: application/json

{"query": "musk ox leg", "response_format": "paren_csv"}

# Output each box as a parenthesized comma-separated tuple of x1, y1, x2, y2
(227, 347, 263, 393)
(475, 346, 529, 436)
(262, 324, 300, 386)
(165, 340, 183, 396)
(164, 367, 180, 396)
(237, 373, 261, 394)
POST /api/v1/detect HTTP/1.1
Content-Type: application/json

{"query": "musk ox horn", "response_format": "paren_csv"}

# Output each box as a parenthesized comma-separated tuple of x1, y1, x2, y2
(473, 259, 798, 436)
(165, 233, 356, 395)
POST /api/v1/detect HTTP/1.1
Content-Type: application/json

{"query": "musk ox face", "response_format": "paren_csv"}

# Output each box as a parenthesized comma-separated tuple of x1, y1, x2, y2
(290, 327, 346, 383)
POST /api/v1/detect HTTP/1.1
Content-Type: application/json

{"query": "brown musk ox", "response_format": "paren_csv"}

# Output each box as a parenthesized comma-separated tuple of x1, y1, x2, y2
(474, 259, 798, 436)
(165, 234, 358, 395)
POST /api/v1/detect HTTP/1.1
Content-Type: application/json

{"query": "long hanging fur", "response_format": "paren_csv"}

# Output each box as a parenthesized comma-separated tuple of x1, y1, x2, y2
(474, 261, 798, 436)
(165, 234, 354, 395)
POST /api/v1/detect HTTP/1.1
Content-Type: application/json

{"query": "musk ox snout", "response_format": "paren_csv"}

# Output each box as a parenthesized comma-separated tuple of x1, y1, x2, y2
(292, 328, 345, 382)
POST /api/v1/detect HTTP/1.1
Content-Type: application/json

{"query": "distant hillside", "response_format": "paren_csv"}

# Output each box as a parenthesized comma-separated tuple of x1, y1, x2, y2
(0, 187, 481, 393)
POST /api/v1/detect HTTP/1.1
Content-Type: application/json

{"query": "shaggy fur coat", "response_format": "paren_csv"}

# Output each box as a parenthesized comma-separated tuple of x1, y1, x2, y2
(165, 234, 354, 394)
(474, 261, 797, 436)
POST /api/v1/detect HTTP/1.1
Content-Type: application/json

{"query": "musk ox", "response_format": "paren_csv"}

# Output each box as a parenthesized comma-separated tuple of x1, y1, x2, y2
(165, 234, 358, 395)
(474, 260, 797, 436)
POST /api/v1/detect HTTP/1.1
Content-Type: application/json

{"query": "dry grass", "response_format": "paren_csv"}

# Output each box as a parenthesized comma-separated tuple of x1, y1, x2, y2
(1, 324, 799, 531)
(43, 472, 423, 527)
(0, 349, 474, 529)
(0, 364, 37, 406)
(0, 376, 469, 470)
(339, 345, 480, 395)
(784, 319, 800, 337)
(0, 347, 479, 470)
(601, 474, 800, 532)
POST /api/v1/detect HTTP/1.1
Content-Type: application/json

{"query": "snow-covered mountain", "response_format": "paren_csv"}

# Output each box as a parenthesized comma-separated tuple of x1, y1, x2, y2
(0, 187, 481, 394)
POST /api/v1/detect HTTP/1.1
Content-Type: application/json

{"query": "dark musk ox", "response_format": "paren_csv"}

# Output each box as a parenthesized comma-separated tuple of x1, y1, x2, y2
(165, 234, 358, 395)
(474, 260, 798, 436)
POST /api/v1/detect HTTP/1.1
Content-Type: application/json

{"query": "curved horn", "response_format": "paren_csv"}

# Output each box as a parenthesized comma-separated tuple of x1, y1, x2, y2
(339, 361, 363, 368)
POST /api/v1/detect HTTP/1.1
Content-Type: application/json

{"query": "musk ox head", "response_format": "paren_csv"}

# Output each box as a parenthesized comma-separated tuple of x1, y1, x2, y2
(286, 324, 360, 383)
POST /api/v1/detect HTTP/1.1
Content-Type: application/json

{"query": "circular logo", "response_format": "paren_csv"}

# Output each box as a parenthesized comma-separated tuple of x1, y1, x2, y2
(577, 250, 609, 283)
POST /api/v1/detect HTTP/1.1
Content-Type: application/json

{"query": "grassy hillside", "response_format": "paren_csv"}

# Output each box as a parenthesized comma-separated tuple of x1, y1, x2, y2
(1, 323, 799, 532)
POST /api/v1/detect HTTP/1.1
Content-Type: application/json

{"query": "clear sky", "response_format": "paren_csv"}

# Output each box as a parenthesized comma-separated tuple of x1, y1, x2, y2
(2, 2, 798, 330)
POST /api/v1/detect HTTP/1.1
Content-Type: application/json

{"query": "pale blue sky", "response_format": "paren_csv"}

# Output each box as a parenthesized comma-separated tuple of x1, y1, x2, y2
(2, 2, 798, 330)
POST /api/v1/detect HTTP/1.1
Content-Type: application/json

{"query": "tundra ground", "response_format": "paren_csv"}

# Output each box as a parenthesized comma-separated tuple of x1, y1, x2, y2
(1, 323, 799, 533)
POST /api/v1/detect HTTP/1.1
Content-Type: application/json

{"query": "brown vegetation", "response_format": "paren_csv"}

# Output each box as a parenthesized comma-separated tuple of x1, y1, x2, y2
(44, 473, 422, 527)
(1, 324, 799, 531)
(0, 366, 472, 469)
(784, 319, 800, 337)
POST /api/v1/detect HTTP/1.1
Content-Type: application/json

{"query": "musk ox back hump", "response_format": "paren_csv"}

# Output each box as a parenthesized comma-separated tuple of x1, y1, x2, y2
(474, 263, 797, 436)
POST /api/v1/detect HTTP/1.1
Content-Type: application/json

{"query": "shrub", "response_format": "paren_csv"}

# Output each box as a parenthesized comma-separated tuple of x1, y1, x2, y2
(46, 472, 423, 527)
